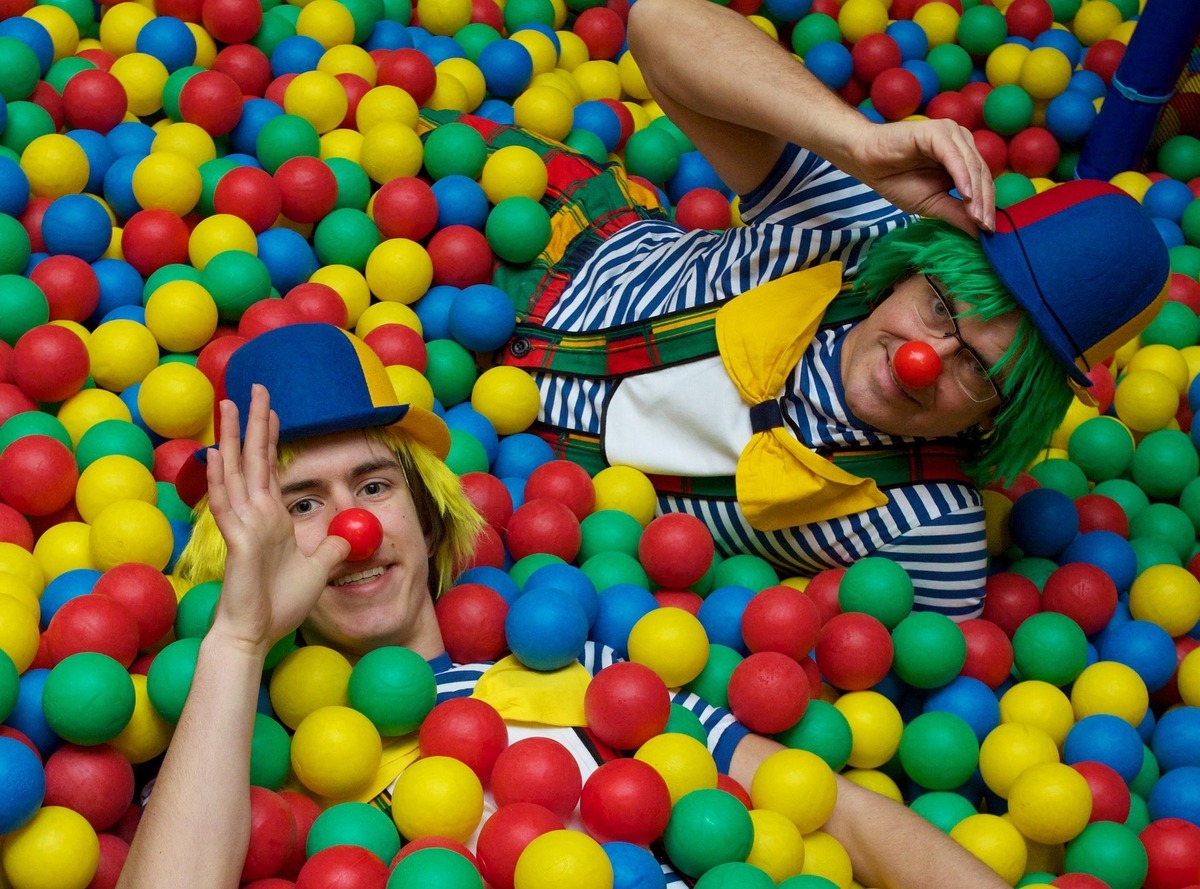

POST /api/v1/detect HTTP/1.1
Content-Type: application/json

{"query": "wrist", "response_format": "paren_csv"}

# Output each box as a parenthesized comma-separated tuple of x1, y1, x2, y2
(200, 622, 273, 666)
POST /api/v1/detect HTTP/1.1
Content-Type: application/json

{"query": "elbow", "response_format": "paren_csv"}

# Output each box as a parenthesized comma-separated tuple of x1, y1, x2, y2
(628, 0, 672, 52)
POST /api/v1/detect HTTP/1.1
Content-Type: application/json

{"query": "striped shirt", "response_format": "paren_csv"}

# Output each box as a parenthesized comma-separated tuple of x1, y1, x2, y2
(529, 144, 988, 618)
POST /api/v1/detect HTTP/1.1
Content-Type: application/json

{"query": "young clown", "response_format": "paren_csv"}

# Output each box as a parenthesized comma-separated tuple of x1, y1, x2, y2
(116, 323, 1011, 889)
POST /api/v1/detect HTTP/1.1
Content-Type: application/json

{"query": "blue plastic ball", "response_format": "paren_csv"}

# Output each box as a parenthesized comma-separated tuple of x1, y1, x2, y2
(270, 34, 325, 77)
(524, 563, 599, 627)
(572, 100, 622, 154)
(803, 40, 853, 90)
(696, 584, 757, 655)
(665, 150, 726, 204)
(604, 840, 668, 889)
(454, 565, 521, 604)
(1045, 90, 1097, 144)
(903, 59, 941, 105)
(1150, 707, 1200, 773)
(90, 258, 144, 325)
(1154, 218, 1186, 250)
(1098, 619, 1179, 693)
(66, 129, 117, 195)
(106, 120, 157, 157)
(592, 583, 660, 659)
(7, 669, 59, 758)
(422, 34, 466, 65)
(431, 174, 489, 230)
(443, 403, 500, 465)
(1067, 69, 1107, 101)
(1144, 179, 1197, 224)
(492, 432, 554, 479)
(413, 284, 458, 340)
(1064, 713, 1146, 783)
(447, 283, 517, 352)
(0, 156, 30, 216)
(256, 227, 318, 294)
(476, 98, 516, 125)
(364, 19, 415, 51)
(229, 97, 285, 157)
(1060, 530, 1138, 593)
(886, 18, 929, 61)
(37, 568, 102, 631)
(505, 587, 589, 671)
(477, 38, 534, 99)
(101, 153, 144, 220)
(0, 736, 45, 834)
(136, 15, 198, 72)
(1009, 487, 1079, 558)
(1148, 765, 1200, 826)
(1031, 27, 1082, 67)
(43, 194, 113, 263)
(0, 17, 53, 74)
(922, 675, 1000, 743)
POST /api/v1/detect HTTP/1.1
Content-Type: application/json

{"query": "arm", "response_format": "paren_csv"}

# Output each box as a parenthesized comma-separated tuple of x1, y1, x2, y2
(626, 0, 994, 233)
(117, 388, 350, 889)
(729, 734, 1008, 889)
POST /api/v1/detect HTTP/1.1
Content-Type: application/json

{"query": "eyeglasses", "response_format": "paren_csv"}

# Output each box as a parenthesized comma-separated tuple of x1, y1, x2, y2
(914, 276, 1005, 405)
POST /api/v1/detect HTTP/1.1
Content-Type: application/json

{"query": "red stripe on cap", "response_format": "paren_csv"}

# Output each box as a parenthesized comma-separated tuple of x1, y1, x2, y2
(992, 179, 1123, 233)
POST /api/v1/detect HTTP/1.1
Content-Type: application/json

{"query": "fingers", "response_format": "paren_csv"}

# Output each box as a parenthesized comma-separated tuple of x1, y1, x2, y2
(241, 384, 273, 495)
(930, 121, 994, 233)
(218, 397, 247, 510)
(312, 535, 354, 578)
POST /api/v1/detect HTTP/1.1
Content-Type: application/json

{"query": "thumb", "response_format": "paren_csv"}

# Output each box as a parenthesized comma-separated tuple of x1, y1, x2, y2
(313, 534, 353, 574)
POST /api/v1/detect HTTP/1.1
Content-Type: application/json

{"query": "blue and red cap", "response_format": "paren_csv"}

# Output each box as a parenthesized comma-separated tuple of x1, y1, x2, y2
(178, 324, 451, 505)
(979, 179, 1169, 389)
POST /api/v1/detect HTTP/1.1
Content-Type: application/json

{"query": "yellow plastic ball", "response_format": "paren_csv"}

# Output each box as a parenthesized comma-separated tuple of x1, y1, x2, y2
(425, 71, 471, 113)
(842, 768, 904, 803)
(1007, 761, 1093, 845)
(355, 85, 420, 134)
(132, 151, 201, 217)
(912, 2, 961, 48)
(1127, 344, 1191, 394)
(138, 363, 215, 440)
(144, 280, 219, 353)
(632, 732, 718, 804)
(1109, 170, 1154, 202)
(833, 690, 903, 770)
(470, 366, 542, 436)
(799, 831, 853, 889)
(982, 489, 1013, 557)
(949, 813, 1028, 886)
(999, 680, 1075, 748)
(390, 755, 483, 841)
(310, 264, 371, 326)
(986, 43, 1031, 88)
(1019, 47, 1072, 100)
(746, 808, 805, 883)
(1073, 0, 1123, 45)
(1178, 647, 1200, 707)
(838, 0, 888, 43)
(555, 30, 589, 71)
(151, 122, 217, 168)
(88, 499, 174, 572)
(108, 53, 169, 118)
(186, 22, 217, 68)
(269, 645, 352, 729)
(573, 59, 622, 102)
(385, 365, 435, 411)
(34, 521, 95, 581)
(1113, 369, 1179, 432)
(978, 723, 1059, 799)
(0, 573, 39, 617)
(109, 673, 173, 764)
(319, 128, 364, 163)
(436, 58, 486, 110)
(1069, 660, 1150, 726)
(481, 145, 549, 203)
(295, 0, 356, 48)
(188, 213, 258, 270)
(513, 84, 575, 142)
(592, 465, 656, 527)
(626, 606, 709, 689)
(0, 543, 43, 594)
(75, 454, 157, 524)
(354, 300, 422, 337)
(285, 70, 350, 135)
(359, 120, 424, 184)
(365, 238, 433, 304)
(0, 592, 40, 673)
(20, 134, 89, 199)
(0, 806, 100, 889)
(511, 28, 559, 76)
(86, 319, 160, 393)
(617, 51, 650, 100)
(750, 747, 838, 834)
(531, 69, 581, 105)
(514, 830, 612, 889)
(291, 704, 383, 800)
(97, 1, 154, 56)
(55, 389, 132, 448)
(416, 0, 472, 36)
(23, 4, 79, 62)
(319, 44, 378, 84)
(1129, 563, 1200, 638)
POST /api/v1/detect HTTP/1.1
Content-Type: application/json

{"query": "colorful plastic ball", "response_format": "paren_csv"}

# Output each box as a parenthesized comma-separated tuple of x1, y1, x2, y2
(1064, 713, 1145, 783)
(136, 363, 213, 441)
(1011, 611, 1088, 687)
(42, 651, 135, 744)
(434, 581, 509, 664)
(41, 193, 112, 264)
(803, 41, 853, 91)
(1008, 127, 1060, 179)
(444, 283, 514, 353)
(837, 556, 913, 629)
(833, 690, 903, 770)
(673, 188, 731, 232)
(290, 705, 382, 800)
(42, 743, 135, 833)
(814, 611, 893, 691)
(1071, 760, 1131, 825)
(583, 661, 671, 751)
(626, 513, 712, 591)
(470, 366, 540, 436)
(948, 813, 1027, 886)
(870, 67, 924, 120)
(485, 736, 581, 824)
(425, 224, 493, 289)
(476, 805, 562, 889)
(505, 584, 588, 670)
(748, 746, 837, 835)
(274, 156, 338, 224)
(504, 498, 581, 564)
(726, 650, 810, 735)
(659, 787, 753, 879)
(342, 645, 433, 737)
(1130, 564, 1200, 638)
(1136, 818, 1200, 889)
(897, 710, 980, 791)
(891, 611, 966, 689)
(0, 734, 45, 834)
(484, 196, 551, 265)
(0, 433, 78, 516)
(0, 805, 100, 889)
(1063, 821, 1149, 889)
(1007, 760, 1094, 845)
(602, 841, 667, 889)
(1038, 562, 1116, 637)
(509, 829, 609, 889)
(1009, 486, 1079, 559)
(579, 757, 672, 847)
(294, 844, 388, 889)
(45, 593, 139, 667)
(740, 585, 821, 661)
(387, 846, 481, 889)
(307, 801, 398, 866)
(1115, 369, 1179, 432)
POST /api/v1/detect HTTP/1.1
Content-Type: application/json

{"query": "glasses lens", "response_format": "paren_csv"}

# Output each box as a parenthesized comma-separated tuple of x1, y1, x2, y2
(955, 351, 1001, 403)
(916, 287, 954, 336)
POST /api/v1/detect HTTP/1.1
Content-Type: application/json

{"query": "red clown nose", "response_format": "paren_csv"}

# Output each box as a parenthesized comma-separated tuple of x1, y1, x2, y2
(893, 341, 942, 389)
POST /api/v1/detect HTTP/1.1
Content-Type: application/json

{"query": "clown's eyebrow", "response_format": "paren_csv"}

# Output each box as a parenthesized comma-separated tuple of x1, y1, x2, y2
(280, 458, 402, 498)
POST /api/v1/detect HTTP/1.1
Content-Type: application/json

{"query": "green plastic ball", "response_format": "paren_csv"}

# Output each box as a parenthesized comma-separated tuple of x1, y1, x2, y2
(75, 419, 155, 472)
(1028, 457, 1089, 500)
(175, 580, 221, 640)
(202, 250, 273, 322)
(1067, 415, 1135, 482)
(910, 790, 979, 834)
(485, 196, 552, 264)
(250, 712, 291, 790)
(1130, 743, 1160, 799)
(694, 862, 775, 889)
(1091, 478, 1149, 523)
(1141, 300, 1200, 349)
(144, 262, 204, 301)
(156, 482, 194, 523)
(1131, 430, 1199, 501)
(327, 157, 372, 212)
(424, 339, 477, 407)
(388, 847, 483, 889)
(146, 636, 203, 724)
(778, 877, 840, 889)
(579, 509, 643, 562)
(772, 698, 853, 772)
(0, 412, 73, 453)
(503, 0, 554, 30)
(581, 550, 651, 592)
(0, 275, 50, 346)
(684, 643, 742, 709)
(983, 84, 1034, 136)
(423, 121, 489, 181)
(665, 701, 709, 744)
(1178, 476, 1200, 532)
(623, 127, 681, 185)
(1157, 135, 1200, 183)
(0, 214, 31, 276)
(957, 5, 1007, 57)
(43, 652, 136, 745)
(0, 102, 55, 155)
(307, 801, 402, 863)
(994, 172, 1037, 209)
(790, 13, 842, 57)
(346, 645, 437, 736)
(197, 158, 239, 218)
(1012, 611, 1088, 686)
(455, 22, 502, 62)
(1063, 821, 1148, 889)
(689, 551, 721, 597)
(564, 129, 608, 164)
(0, 37, 41, 101)
(509, 552, 565, 588)
(711, 554, 779, 593)
(1006, 555, 1059, 591)
(837, 557, 914, 629)
(1124, 792, 1151, 833)
(445, 429, 489, 476)
(891, 612, 966, 689)
(1130, 502, 1195, 563)
(256, 113, 321, 174)
(663, 788, 755, 878)
(251, 12, 296, 57)
(1169, 244, 1200, 280)
(926, 43, 974, 91)
(899, 711, 979, 790)
(0, 650, 18, 723)
(313, 207, 382, 269)
(1048, 0, 1082, 22)
(1132, 535, 1182, 573)
(341, 0, 384, 43)
(161, 65, 204, 123)
(44, 57, 95, 95)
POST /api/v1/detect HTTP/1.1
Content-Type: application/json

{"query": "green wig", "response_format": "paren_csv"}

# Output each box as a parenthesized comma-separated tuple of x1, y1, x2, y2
(174, 428, 483, 597)
(850, 218, 1075, 486)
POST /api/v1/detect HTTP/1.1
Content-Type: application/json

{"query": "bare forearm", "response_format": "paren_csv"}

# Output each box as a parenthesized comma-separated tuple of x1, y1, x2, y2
(117, 632, 266, 889)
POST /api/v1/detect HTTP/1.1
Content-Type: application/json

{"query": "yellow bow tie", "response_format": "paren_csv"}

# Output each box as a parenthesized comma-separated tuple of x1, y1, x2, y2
(715, 262, 888, 531)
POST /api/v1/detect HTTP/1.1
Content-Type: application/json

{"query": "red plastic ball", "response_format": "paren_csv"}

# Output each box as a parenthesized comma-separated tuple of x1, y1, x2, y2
(327, 508, 383, 561)
(1168, 273, 1200, 314)
(475, 803, 562, 889)
(972, 128, 1008, 178)
(359, 324, 426, 374)
(155, 0, 202, 19)
(465, 523, 507, 571)
(93, 561, 179, 652)
(458, 471, 512, 530)
(42, 743, 135, 831)
(197, 334, 248, 399)
(0, 434, 78, 516)
(673, 187, 731, 232)
(294, 846, 388, 889)
(390, 836, 478, 869)
(583, 661, 671, 751)
(717, 772, 753, 808)
(427, 225, 494, 289)
(1052, 874, 1119, 889)
(1083, 39, 1126, 86)
(214, 166, 283, 234)
(741, 584, 822, 660)
(814, 611, 894, 691)
(11, 324, 89, 403)
(958, 618, 1014, 689)
(1139, 818, 1200, 889)
(598, 98, 634, 150)
(0, 384, 37, 427)
(275, 157, 338, 225)
(579, 758, 672, 845)
(61, 69, 127, 134)
(237, 299, 306, 339)
(852, 33, 903, 84)
(201, 0, 263, 45)
(504, 498, 582, 563)
(1071, 761, 1131, 825)
(263, 74, 297, 109)
(637, 513, 714, 590)
(376, 48, 437, 106)
(988, 470, 1040, 504)
(45, 593, 141, 668)
(242, 786, 297, 884)
(471, 0, 504, 30)
(573, 7, 625, 60)
(29, 81, 64, 131)
(925, 90, 980, 130)
(28, 255, 99, 323)
(1007, 126, 1060, 179)
(804, 568, 844, 625)
(0, 502, 34, 550)
(893, 340, 942, 389)
(870, 67, 924, 120)
(20, 196, 51, 254)
(728, 650, 810, 734)
(90, 834, 130, 889)
(120, 209, 192, 277)
(280, 790, 322, 880)
(434, 582, 510, 664)
(981, 572, 1041, 638)
(335, 73, 371, 130)
(1004, 0, 1054, 41)
(490, 736, 582, 820)
(1075, 493, 1128, 537)
(523, 460, 596, 522)
(653, 590, 702, 615)
(75, 48, 115, 70)
(1040, 562, 1117, 636)
(212, 44, 272, 97)
(418, 696, 509, 784)
(838, 76, 869, 108)
(283, 283, 348, 328)
(372, 177, 438, 242)
(179, 69, 244, 136)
